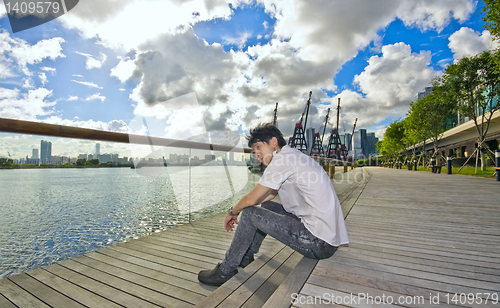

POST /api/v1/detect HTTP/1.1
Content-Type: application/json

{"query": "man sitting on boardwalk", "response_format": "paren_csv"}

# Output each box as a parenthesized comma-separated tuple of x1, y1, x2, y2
(198, 123, 349, 286)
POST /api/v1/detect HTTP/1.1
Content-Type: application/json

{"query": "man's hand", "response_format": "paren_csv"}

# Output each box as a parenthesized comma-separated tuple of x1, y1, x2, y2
(224, 214, 239, 232)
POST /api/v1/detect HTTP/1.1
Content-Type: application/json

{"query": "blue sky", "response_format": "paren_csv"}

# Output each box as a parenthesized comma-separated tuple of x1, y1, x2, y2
(0, 0, 497, 159)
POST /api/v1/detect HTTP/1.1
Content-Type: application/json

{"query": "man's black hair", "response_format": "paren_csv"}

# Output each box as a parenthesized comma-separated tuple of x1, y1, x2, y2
(246, 123, 287, 148)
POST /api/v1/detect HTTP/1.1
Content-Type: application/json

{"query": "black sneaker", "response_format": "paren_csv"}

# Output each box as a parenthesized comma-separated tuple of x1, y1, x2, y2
(239, 255, 254, 268)
(198, 263, 237, 286)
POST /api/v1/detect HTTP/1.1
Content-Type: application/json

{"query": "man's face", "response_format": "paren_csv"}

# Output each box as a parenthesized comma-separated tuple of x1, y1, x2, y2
(251, 137, 277, 166)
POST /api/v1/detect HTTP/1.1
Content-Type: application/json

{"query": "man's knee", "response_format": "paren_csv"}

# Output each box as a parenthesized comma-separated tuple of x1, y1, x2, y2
(241, 205, 259, 217)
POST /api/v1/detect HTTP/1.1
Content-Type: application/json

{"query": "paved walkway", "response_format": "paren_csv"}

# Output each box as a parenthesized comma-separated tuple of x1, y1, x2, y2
(295, 167, 500, 307)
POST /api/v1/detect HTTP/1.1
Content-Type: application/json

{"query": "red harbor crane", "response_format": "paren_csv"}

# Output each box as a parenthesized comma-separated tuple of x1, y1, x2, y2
(289, 91, 312, 154)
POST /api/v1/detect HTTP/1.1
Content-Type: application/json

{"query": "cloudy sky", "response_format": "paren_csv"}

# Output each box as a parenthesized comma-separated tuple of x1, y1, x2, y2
(0, 0, 498, 159)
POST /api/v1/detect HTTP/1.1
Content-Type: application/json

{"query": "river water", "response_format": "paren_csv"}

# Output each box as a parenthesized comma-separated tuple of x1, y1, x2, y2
(0, 166, 258, 278)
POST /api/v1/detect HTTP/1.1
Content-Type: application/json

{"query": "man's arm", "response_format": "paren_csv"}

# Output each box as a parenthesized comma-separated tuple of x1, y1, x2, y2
(231, 184, 276, 215)
(224, 184, 276, 231)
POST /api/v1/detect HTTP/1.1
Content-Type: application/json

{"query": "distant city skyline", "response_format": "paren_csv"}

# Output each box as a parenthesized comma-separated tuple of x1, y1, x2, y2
(5, 138, 247, 166)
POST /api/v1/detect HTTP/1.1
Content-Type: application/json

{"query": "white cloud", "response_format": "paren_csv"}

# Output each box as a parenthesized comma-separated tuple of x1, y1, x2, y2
(129, 29, 237, 115)
(39, 73, 48, 85)
(448, 27, 500, 60)
(327, 43, 440, 132)
(0, 87, 56, 120)
(75, 51, 108, 69)
(396, 0, 474, 32)
(85, 93, 106, 102)
(107, 119, 130, 133)
(0, 29, 65, 78)
(0, 4, 5, 19)
(67, 95, 78, 101)
(40, 66, 56, 75)
(110, 57, 136, 82)
(22, 78, 34, 89)
(354, 43, 438, 107)
(10, 37, 66, 75)
(71, 80, 103, 89)
(61, 0, 239, 50)
(222, 31, 253, 49)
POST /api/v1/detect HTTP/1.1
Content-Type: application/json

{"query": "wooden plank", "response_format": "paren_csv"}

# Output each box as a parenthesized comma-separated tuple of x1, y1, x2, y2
(58, 258, 192, 308)
(299, 282, 399, 308)
(43, 264, 161, 308)
(8, 273, 85, 308)
(345, 229, 500, 257)
(217, 246, 296, 308)
(193, 243, 286, 308)
(345, 220, 500, 248)
(313, 261, 495, 308)
(93, 247, 215, 295)
(243, 251, 304, 308)
(146, 234, 231, 255)
(305, 272, 441, 308)
(80, 252, 204, 304)
(262, 256, 318, 308)
(345, 242, 500, 276)
(337, 247, 500, 282)
(138, 236, 227, 260)
(0, 294, 17, 308)
(347, 215, 500, 236)
(0, 278, 50, 308)
(26, 268, 123, 308)
(122, 240, 220, 265)
(325, 254, 499, 291)
(345, 236, 500, 268)
(107, 243, 215, 270)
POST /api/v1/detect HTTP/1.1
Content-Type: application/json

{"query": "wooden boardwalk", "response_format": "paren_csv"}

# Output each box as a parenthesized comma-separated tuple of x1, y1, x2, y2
(295, 167, 500, 307)
(2, 166, 498, 307)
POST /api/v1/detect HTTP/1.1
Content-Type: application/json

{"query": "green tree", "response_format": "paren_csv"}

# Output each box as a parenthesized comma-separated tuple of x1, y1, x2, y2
(75, 158, 86, 166)
(422, 80, 456, 165)
(481, 0, 500, 40)
(405, 99, 431, 166)
(444, 50, 500, 171)
(0, 158, 14, 166)
(86, 158, 100, 166)
(379, 119, 406, 166)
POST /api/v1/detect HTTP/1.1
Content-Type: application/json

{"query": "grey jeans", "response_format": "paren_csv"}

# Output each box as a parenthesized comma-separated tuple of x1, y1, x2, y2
(219, 201, 337, 275)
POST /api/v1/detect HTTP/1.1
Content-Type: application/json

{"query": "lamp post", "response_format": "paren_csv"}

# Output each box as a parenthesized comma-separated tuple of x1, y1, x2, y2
(496, 150, 500, 181)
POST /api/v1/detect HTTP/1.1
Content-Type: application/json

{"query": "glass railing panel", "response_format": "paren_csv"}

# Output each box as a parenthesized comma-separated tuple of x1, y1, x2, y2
(0, 132, 257, 278)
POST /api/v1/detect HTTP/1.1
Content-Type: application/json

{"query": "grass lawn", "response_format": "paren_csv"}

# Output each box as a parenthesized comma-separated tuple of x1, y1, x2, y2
(392, 165, 498, 179)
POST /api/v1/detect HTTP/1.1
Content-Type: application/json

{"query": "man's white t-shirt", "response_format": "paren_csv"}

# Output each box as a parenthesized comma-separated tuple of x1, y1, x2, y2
(258, 145, 349, 247)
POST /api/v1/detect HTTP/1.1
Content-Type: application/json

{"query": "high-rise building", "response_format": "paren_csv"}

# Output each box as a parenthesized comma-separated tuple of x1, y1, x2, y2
(32, 149, 39, 159)
(96, 143, 100, 156)
(352, 129, 367, 159)
(417, 87, 433, 100)
(40, 140, 52, 163)
(365, 132, 379, 156)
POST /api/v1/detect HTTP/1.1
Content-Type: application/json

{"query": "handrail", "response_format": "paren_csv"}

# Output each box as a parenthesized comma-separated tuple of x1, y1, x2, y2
(0, 117, 251, 153)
